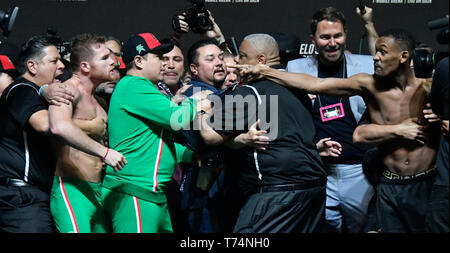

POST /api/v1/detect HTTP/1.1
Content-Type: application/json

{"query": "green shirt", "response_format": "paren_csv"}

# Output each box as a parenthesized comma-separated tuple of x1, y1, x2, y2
(103, 75, 196, 203)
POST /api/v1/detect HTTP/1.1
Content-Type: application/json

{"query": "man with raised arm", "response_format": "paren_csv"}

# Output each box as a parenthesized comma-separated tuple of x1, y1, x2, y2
(234, 29, 439, 233)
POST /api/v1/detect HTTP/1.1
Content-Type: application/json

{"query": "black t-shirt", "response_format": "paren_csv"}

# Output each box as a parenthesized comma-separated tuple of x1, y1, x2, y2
(210, 66, 326, 194)
(0, 77, 56, 193)
(431, 57, 449, 120)
(430, 57, 449, 186)
(312, 61, 367, 164)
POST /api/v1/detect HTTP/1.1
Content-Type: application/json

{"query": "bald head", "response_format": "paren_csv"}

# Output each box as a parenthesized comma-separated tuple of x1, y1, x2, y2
(239, 33, 280, 66)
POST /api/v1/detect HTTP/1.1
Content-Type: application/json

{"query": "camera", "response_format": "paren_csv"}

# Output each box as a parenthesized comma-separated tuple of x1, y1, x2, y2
(172, 0, 212, 34)
(0, 6, 19, 37)
(413, 15, 449, 78)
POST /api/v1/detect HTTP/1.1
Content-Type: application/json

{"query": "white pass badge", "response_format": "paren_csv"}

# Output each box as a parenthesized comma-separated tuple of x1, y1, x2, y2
(319, 102, 345, 122)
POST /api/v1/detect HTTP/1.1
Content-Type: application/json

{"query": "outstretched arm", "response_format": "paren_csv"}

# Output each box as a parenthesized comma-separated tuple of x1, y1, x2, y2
(230, 63, 369, 97)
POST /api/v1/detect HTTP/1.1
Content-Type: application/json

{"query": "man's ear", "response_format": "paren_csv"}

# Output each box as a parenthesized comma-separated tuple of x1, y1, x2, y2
(310, 34, 316, 46)
(400, 51, 410, 64)
(27, 60, 38, 75)
(134, 55, 144, 69)
(190, 63, 199, 77)
(257, 54, 267, 65)
(80, 61, 90, 73)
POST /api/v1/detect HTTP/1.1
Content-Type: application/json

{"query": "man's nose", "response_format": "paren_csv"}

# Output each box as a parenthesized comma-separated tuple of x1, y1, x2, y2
(215, 59, 223, 67)
(57, 59, 65, 70)
(228, 73, 237, 81)
(329, 38, 337, 47)
(167, 59, 175, 69)
(373, 53, 380, 62)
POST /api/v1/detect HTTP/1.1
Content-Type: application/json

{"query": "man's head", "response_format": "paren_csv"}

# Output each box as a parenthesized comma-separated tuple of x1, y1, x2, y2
(70, 33, 118, 85)
(161, 41, 185, 89)
(122, 33, 174, 83)
(18, 35, 65, 86)
(96, 37, 123, 95)
(188, 39, 225, 88)
(222, 52, 239, 89)
(373, 29, 416, 78)
(239, 33, 280, 66)
(310, 7, 347, 65)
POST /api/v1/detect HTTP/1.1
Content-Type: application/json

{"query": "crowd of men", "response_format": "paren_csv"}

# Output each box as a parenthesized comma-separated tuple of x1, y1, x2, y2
(0, 5, 448, 233)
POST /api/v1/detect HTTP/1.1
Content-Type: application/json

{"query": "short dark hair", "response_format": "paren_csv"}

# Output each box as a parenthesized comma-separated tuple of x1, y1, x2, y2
(187, 39, 218, 66)
(17, 35, 58, 75)
(70, 33, 107, 71)
(310, 7, 347, 35)
(379, 29, 416, 55)
(105, 36, 122, 48)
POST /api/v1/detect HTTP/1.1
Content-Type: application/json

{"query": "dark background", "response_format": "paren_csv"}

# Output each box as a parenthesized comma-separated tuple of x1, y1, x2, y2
(0, 0, 448, 58)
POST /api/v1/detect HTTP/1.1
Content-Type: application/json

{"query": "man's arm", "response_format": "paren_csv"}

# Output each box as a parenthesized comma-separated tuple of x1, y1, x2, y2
(49, 94, 126, 171)
(197, 111, 227, 146)
(224, 119, 269, 150)
(232, 63, 370, 97)
(28, 110, 52, 135)
(353, 117, 427, 146)
(42, 82, 75, 105)
(357, 6, 378, 56)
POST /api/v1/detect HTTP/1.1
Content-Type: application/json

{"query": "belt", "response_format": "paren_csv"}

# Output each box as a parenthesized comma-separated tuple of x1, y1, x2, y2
(0, 177, 30, 187)
(258, 179, 326, 193)
(382, 167, 436, 181)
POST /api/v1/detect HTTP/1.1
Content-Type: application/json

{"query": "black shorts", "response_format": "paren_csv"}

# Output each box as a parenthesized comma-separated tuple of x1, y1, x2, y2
(376, 168, 436, 233)
(425, 185, 449, 233)
(0, 184, 54, 233)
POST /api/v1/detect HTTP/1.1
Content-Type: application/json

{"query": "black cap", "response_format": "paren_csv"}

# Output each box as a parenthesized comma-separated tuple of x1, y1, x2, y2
(122, 33, 174, 65)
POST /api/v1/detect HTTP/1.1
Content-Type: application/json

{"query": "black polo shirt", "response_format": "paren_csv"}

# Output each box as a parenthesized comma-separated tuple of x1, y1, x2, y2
(209, 65, 326, 195)
(0, 77, 55, 193)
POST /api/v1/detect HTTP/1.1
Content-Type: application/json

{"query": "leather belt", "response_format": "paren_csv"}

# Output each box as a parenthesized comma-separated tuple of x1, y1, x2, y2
(258, 179, 326, 193)
(382, 166, 436, 180)
(0, 177, 30, 187)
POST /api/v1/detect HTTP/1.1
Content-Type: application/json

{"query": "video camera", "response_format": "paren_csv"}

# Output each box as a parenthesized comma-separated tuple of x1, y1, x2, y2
(412, 15, 449, 78)
(172, 0, 212, 34)
(0, 6, 19, 37)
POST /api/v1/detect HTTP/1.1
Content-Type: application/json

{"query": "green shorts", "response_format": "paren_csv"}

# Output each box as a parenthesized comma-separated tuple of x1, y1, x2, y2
(102, 187, 172, 233)
(50, 176, 110, 233)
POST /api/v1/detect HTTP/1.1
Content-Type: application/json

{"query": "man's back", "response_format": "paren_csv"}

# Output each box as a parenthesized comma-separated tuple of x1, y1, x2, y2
(217, 77, 326, 193)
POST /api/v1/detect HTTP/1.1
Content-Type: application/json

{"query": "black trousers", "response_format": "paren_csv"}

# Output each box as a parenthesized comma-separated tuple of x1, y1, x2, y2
(233, 184, 326, 233)
(0, 184, 54, 233)
(376, 171, 436, 233)
(425, 185, 449, 233)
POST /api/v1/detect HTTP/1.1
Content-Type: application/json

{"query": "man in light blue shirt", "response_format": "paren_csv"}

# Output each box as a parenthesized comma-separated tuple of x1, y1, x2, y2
(286, 7, 374, 233)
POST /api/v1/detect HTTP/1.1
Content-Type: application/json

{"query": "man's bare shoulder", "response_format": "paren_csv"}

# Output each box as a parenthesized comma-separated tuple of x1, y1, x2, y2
(61, 77, 82, 99)
(349, 73, 376, 90)
(417, 77, 433, 94)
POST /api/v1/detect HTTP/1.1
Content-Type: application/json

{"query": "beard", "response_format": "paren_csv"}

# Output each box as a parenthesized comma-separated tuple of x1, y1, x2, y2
(212, 73, 226, 89)
(318, 46, 345, 66)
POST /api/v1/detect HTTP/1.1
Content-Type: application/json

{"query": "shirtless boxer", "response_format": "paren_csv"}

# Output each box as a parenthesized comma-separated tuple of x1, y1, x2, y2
(233, 29, 439, 233)
(48, 33, 127, 233)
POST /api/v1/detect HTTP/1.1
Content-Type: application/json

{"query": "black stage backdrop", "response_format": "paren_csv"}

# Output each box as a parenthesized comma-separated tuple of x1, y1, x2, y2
(0, 0, 448, 59)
